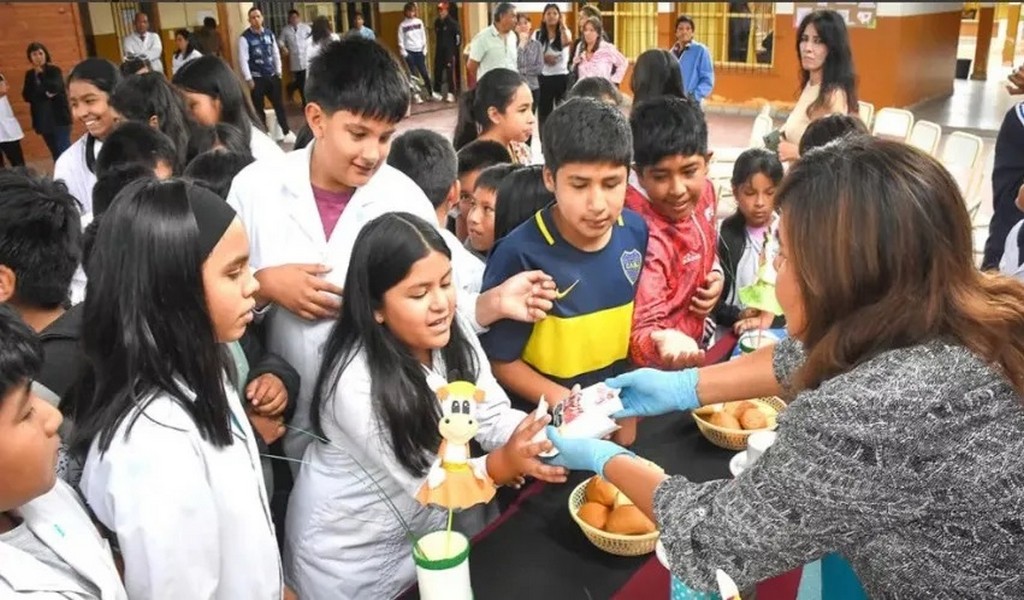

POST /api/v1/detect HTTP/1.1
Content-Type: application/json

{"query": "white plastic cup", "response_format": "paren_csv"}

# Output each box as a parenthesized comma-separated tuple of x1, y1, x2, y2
(413, 530, 473, 600)
(746, 430, 777, 464)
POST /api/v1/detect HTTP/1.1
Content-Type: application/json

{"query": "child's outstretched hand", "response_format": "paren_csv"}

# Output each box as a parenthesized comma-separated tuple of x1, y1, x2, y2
(247, 373, 288, 417)
(491, 412, 568, 485)
(487, 270, 557, 324)
(691, 271, 724, 317)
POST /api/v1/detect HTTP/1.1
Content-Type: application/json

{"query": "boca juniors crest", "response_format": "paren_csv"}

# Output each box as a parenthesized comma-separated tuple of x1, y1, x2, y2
(620, 249, 642, 286)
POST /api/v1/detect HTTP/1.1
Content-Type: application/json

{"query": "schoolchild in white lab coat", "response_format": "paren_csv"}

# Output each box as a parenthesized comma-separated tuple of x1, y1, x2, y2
(285, 213, 567, 599)
(173, 55, 284, 163)
(227, 36, 557, 462)
(0, 304, 127, 599)
(69, 179, 288, 600)
(53, 59, 122, 217)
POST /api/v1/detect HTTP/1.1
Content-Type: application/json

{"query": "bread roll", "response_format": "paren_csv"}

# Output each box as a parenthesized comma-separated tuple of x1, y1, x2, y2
(585, 476, 619, 507)
(578, 502, 610, 530)
(739, 408, 768, 430)
(728, 401, 759, 419)
(605, 505, 657, 535)
(707, 411, 742, 430)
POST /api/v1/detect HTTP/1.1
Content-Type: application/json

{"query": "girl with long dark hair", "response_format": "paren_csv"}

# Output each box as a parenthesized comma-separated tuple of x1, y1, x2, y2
(21, 42, 72, 160)
(777, 9, 858, 162)
(629, 49, 687, 104)
(73, 178, 285, 599)
(285, 213, 565, 599)
(171, 28, 203, 75)
(53, 58, 121, 216)
(453, 68, 534, 162)
(172, 55, 282, 161)
(109, 72, 197, 172)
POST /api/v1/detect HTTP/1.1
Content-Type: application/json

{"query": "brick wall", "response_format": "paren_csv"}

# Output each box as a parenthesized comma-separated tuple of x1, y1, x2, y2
(0, 3, 88, 163)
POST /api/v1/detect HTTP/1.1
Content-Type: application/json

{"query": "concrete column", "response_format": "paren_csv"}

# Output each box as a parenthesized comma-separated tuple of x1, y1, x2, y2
(971, 4, 996, 80)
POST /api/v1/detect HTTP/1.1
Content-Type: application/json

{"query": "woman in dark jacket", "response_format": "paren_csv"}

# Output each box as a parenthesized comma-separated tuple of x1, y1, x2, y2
(22, 42, 72, 160)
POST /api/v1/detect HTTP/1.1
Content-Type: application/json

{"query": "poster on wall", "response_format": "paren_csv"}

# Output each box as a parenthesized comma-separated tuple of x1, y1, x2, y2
(794, 2, 877, 29)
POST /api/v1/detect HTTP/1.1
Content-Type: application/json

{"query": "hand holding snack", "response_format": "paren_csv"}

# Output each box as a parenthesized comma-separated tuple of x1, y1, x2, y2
(651, 329, 704, 369)
(606, 368, 700, 418)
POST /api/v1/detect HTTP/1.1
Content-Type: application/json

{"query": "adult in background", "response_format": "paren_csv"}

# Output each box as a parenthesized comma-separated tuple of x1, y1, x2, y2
(546, 137, 1024, 597)
(22, 42, 72, 160)
(571, 16, 627, 86)
(279, 9, 311, 106)
(466, 2, 518, 86)
(122, 12, 163, 74)
(515, 14, 543, 120)
(0, 74, 25, 168)
(309, 16, 340, 62)
(433, 2, 462, 102)
(195, 17, 223, 58)
(670, 15, 714, 103)
(981, 68, 1024, 269)
(534, 4, 571, 141)
(239, 6, 295, 144)
(171, 29, 202, 75)
(775, 9, 857, 162)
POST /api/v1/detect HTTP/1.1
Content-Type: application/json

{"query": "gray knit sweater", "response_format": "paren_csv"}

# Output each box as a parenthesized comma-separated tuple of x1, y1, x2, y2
(654, 337, 1024, 597)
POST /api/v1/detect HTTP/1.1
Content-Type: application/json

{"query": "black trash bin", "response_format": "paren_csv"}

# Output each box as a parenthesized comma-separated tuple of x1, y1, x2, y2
(956, 58, 972, 79)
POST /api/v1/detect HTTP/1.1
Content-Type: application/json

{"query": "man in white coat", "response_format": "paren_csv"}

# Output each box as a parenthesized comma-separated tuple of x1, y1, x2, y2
(122, 12, 164, 74)
(0, 305, 127, 599)
(227, 37, 556, 462)
(278, 9, 311, 106)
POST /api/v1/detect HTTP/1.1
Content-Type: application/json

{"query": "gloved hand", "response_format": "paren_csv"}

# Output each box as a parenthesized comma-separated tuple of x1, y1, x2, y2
(542, 427, 634, 477)
(605, 368, 700, 418)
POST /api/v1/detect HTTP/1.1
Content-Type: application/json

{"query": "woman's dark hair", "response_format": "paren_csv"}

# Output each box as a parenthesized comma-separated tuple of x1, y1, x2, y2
(494, 165, 553, 241)
(25, 42, 52, 64)
(311, 15, 333, 44)
(172, 55, 262, 142)
(68, 58, 121, 95)
(311, 212, 479, 476)
(630, 49, 686, 104)
(174, 28, 198, 58)
(68, 178, 236, 456)
(184, 149, 256, 200)
(119, 57, 150, 77)
(798, 113, 869, 155)
(778, 137, 1024, 395)
(796, 9, 858, 116)
(186, 122, 253, 163)
(536, 4, 565, 51)
(453, 68, 528, 150)
(110, 72, 196, 170)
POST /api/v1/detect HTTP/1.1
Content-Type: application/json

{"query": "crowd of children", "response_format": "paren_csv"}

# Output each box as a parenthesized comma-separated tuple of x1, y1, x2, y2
(4, 6, 1017, 598)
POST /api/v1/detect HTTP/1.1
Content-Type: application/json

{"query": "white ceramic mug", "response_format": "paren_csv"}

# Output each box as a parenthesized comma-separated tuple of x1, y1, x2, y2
(746, 430, 777, 464)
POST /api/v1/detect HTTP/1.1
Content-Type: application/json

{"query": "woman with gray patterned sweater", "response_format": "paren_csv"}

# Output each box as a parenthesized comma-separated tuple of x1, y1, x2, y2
(547, 137, 1024, 597)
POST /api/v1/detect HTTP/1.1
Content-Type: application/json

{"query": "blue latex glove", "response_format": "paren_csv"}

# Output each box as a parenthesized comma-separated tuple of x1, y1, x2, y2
(543, 426, 634, 476)
(605, 368, 700, 418)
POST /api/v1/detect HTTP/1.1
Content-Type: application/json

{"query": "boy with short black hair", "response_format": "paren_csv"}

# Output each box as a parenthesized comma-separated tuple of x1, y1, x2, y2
(0, 169, 83, 402)
(453, 139, 512, 240)
(228, 37, 555, 460)
(481, 97, 647, 444)
(627, 96, 722, 370)
(0, 303, 127, 598)
(387, 128, 485, 292)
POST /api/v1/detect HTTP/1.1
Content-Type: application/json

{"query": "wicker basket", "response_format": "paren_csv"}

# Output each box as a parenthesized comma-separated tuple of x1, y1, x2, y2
(692, 397, 787, 451)
(568, 479, 660, 557)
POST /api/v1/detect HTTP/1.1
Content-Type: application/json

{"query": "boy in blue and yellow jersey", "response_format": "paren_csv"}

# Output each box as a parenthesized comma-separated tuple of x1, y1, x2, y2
(480, 97, 648, 445)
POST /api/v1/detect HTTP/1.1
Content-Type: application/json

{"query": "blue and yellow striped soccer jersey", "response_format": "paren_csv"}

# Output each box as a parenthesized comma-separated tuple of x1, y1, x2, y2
(480, 205, 649, 394)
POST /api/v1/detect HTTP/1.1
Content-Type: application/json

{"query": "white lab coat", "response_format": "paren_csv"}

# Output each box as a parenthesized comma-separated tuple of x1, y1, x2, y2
(171, 48, 203, 75)
(122, 32, 164, 73)
(0, 480, 127, 599)
(278, 23, 312, 72)
(250, 125, 285, 162)
(0, 93, 24, 142)
(79, 377, 283, 600)
(307, 34, 340, 62)
(53, 134, 100, 217)
(284, 316, 523, 599)
(226, 142, 485, 462)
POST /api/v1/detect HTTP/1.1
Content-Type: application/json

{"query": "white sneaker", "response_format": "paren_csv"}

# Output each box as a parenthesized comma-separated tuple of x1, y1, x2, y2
(431, 92, 443, 101)
(414, 94, 424, 104)
(445, 93, 455, 103)
(281, 131, 297, 145)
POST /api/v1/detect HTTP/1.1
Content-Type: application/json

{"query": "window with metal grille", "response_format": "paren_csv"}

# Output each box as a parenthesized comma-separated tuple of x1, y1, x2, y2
(574, 2, 659, 61)
(675, 2, 776, 70)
